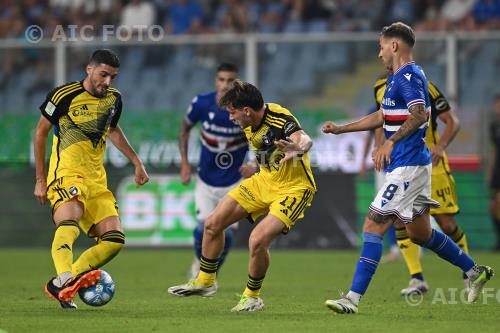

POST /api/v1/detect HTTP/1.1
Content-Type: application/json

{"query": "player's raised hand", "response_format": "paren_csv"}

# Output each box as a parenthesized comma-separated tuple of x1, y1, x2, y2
(135, 163, 150, 186)
(180, 163, 191, 185)
(322, 121, 342, 134)
(34, 179, 48, 204)
(275, 137, 302, 165)
(373, 140, 394, 171)
(430, 144, 444, 167)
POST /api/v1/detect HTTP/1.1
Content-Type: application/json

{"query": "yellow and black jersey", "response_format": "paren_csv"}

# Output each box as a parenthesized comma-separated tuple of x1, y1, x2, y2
(243, 103, 316, 190)
(39, 80, 122, 187)
(374, 78, 452, 172)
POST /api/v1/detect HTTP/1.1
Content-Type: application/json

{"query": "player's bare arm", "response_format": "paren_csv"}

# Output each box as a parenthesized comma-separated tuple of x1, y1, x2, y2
(178, 119, 194, 185)
(373, 104, 427, 171)
(275, 130, 312, 165)
(33, 116, 52, 204)
(322, 109, 384, 134)
(431, 110, 460, 166)
(239, 160, 258, 178)
(108, 126, 149, 185)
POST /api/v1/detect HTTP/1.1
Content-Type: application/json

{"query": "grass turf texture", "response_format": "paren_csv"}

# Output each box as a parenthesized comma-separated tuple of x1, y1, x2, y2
(0, 249, 498, 333)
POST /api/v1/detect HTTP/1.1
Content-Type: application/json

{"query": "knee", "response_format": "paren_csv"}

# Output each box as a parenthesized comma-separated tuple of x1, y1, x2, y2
(204, 214, 224, 237)
(248, 233, 268, 255)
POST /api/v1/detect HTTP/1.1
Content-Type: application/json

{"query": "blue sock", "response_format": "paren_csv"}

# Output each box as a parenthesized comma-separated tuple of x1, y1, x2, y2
(217, 228, 234, 271)
(387, 225, 397, 247)
(193, 222, 234, 271)
(350, 232, 383, 295)
(422, 229, 475, 272)
(193, 222, 204, 260)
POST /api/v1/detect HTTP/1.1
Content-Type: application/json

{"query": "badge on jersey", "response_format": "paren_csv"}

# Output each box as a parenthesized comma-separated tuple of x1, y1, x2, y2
(69, 186, 78, 196)
(45, 101, 56, 116)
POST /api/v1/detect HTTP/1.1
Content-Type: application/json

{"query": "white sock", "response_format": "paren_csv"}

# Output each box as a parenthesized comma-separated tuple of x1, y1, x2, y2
(346, 291, 362, 305)
(465, 264, 481, 281)
(53, 271, 73, 287)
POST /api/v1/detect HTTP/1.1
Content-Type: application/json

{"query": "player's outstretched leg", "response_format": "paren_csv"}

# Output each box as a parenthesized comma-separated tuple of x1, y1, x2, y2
(325, 232, 383, 314)
(411, 216, 495, 303)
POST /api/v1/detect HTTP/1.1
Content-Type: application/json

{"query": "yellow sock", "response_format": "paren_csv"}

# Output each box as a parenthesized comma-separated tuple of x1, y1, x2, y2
(196, 256, 218, 287)
(448, 227, 469, 254)
(243, 275, 265, 298)
(51, 220, 80, 275)
(196, 271, 216, 287)
(396, 228, 423, 276)
(72, 231, 124, 275)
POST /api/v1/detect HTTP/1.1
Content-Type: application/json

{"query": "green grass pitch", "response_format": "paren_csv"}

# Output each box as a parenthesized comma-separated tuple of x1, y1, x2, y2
(0, 249, 498, 333)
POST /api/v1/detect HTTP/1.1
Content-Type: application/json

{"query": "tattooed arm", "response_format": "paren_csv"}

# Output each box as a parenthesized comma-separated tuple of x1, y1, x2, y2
(388, 104, 428, 144)
(373, 104, 428, 171)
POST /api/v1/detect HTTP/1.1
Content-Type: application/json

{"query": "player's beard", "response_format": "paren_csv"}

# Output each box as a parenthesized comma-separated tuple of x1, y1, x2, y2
(90, 79, 108, 98)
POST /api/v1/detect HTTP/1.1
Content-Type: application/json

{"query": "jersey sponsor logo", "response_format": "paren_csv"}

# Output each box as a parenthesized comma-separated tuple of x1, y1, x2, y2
(72, 105, 92, 117)
(202, 121, 241, 134)
(382, 97, 396, 106)
(239, 184, 255, 201)
(404, 73, 412, 81)
(45, 101, 56, 116)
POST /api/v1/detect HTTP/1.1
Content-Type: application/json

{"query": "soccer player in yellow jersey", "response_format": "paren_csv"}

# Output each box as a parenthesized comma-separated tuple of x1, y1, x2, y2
(168, 80, 316, 312)
(33, 49, 149, 309)
(373, 75, 469, 295)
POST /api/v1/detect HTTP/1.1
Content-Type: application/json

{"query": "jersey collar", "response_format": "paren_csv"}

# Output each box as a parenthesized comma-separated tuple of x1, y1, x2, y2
(251, 104, 269, 132)
(394, 61, 415, 75)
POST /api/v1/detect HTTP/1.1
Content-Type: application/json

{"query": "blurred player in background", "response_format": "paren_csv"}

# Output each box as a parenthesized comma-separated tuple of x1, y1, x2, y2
(489, 94, 500, 250)
(169, 80, 316, 312)
(360, 104, 401, 263)
(178, 63, 256, 280)
(322, 22, 493, 314)
(373, 75, 468, 295)
(33, 49, 149, 309)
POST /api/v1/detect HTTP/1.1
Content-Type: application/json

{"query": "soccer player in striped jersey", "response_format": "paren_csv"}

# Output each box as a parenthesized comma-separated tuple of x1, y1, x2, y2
(177, 63, 255, 281)
(374, 75, 469, 295)
(33, 49, 149, 308)
(322, 22, 494, 314)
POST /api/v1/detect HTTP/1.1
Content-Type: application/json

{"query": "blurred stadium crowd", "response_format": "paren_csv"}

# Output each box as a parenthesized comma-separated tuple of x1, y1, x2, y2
(1, 0, 500, 39)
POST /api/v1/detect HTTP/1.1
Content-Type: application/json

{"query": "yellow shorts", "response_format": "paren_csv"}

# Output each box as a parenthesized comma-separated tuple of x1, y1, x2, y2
(227, 173, 315, 233)
(47, 176, 119, 236)
(430, 170, 459, 215)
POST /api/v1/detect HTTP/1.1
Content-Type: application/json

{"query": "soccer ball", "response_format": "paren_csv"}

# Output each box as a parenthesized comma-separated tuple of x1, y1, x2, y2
(78, 269, 115, 306)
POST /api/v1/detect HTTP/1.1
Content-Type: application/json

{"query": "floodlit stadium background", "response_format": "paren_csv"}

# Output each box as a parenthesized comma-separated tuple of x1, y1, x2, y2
(1, 0, 499, 250)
